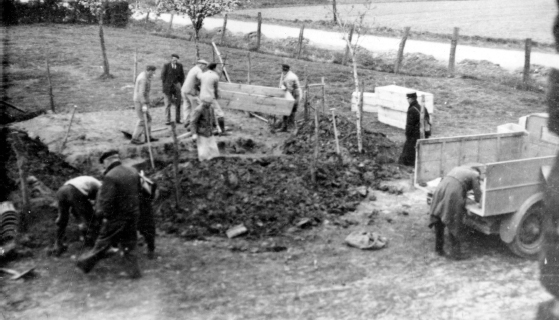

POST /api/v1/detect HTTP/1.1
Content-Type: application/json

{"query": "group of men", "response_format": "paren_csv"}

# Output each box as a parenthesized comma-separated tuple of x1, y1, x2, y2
(130, 54, 225, 146)
(51, 151, 157, 279)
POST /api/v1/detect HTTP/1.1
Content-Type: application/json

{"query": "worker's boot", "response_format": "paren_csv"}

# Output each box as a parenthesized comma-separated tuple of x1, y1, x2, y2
(447, 233, 464, 260)
(49, 228, 68, 257)
(434, 222, 445, 257)
(218, 117, 227, 136)
(122, 248, 142, 279)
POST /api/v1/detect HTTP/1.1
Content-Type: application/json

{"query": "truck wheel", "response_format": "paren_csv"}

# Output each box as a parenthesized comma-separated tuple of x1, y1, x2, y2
(507, 200, 545, 260)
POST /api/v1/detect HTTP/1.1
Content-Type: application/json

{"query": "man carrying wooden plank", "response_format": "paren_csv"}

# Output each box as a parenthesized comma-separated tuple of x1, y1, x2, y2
(181, 59, 208, 129)
(191, 63, 221, 161)
(131, 65, 158, 145)
(279, 64, 301, 132)
(398, 92, 431, 166)
(428, 164, 482, 260)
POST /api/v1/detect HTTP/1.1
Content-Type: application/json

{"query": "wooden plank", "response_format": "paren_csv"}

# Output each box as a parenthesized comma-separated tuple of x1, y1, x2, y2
(218, 91, 294, 116)
(219, 82, 285, 98)
(420, 131, 526, 145)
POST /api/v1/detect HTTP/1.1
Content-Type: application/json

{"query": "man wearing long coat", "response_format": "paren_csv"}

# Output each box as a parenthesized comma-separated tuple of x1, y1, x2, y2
(429, 164, 482, 260)
(398, 92, 431, 166)
(76, 150, 142, 279)
(161, 54, 185, 124)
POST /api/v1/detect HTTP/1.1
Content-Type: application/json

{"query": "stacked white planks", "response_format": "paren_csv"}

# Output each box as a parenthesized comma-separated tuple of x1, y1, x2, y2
(218, 82, 295, 116)
(351, 85, 434, 130)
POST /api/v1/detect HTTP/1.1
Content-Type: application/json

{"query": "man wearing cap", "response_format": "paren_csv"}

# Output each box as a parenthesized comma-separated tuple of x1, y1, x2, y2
(181, 59, 208, 128)
(49, 176, 102, 257)
(161, 54, 185, 125)
(398, 92, 431, 166)
(131, 65, 158, 145)
(428, 164, 482, 260)
(76, 150, 142, 279)
(279, 64, 302, 132)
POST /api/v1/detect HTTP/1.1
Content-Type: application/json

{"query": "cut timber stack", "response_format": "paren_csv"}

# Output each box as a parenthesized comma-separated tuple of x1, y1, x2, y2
(218, 82, 295, 116)
(375, 85, 434, 130)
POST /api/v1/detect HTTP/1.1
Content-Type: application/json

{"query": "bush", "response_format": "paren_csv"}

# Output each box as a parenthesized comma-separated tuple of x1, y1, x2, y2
(5, 0, 131, 27)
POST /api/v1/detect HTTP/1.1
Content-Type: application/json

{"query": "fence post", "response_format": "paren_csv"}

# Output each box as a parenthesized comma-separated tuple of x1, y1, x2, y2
(247, 51, 251, 84)
(133, 48, 138, 84)
(221, 14, 228, 45)
(46, 57, 55, 113)
(342, 24, 354, 66)
(394, 26, 411, 74)
(256, 12, 262, 51)
(297, 25, 305, 59)
(357, 80, 364, 153)
(448, 27, 459, 77)
(524, 38, 532, 84)
(321, 77, 326, 113)
(303, 65, 309, 121)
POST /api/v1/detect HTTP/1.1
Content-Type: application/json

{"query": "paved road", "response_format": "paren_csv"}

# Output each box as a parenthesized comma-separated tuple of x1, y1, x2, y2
(138, 13, 559, 72)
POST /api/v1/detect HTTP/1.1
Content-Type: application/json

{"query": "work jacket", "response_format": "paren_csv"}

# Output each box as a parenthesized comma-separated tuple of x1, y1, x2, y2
(182, 65, 204, 96)
(405, 100, 431, 139)
(161, 62, 185, 95)
(96, 161, 141, 222)
(133, 71, 151, 104)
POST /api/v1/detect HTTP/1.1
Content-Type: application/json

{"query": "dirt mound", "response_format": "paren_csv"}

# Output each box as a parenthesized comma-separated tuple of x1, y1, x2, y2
(155, 114, 402, 239)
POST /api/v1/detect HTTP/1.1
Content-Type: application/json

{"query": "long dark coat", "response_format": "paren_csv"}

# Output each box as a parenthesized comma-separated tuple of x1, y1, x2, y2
(398, 100, 431, 166)
(429, 166, 481, 238)
(161, 62, 185, 95)
(96, 161, 141, 222)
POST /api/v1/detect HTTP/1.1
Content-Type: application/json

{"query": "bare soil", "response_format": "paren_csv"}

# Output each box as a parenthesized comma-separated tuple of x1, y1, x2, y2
(0, 23, 553, 319)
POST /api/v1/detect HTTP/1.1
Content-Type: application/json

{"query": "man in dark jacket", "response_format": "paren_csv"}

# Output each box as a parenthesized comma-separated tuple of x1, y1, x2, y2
(429, 164, 482, 260)
(161, 54, 186, 125)
(76, 150, 142, 279)
(398, 92, 431, 167)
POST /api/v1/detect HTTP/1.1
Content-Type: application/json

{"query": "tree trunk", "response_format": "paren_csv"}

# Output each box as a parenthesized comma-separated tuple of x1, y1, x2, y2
(99, 11, 111, 78)
(332, 0, 338, 24)
(194, 28, 200, 60)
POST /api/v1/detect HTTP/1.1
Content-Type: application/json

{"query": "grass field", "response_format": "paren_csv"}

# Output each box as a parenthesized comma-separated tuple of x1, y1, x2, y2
(1, 23, 547, 143)
(235, 0, 557, 44)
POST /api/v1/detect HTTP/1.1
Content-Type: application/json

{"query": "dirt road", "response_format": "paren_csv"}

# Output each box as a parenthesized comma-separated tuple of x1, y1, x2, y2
(1, 183, 551, 319)
(139, 13, 559, 72)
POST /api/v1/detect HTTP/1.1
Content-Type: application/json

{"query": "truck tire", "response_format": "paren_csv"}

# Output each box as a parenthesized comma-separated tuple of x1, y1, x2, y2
(502, 194, 545, 260)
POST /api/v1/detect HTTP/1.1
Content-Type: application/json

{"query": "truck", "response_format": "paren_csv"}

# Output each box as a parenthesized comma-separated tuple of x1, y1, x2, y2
(414, 113, 559, 259)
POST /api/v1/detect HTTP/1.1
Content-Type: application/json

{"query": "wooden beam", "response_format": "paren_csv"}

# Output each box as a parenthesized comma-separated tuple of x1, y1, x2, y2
(218, 91, 294, 116)
(219, 82, 285, 98)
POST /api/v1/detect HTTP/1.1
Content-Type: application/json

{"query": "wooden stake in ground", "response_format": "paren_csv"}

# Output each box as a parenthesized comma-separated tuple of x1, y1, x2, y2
(419, 94, 426, 140)
(167, 13, 174, 36)
(98, 9, 111, 78)
(170, 122, 181, 209)
(256, 12, 262, 51)
(448, 27, 459, 76)
(303, 65, 309, 121)
(46, 57, 55, 113)
(297, 25, 305, 59)
(143, 111, 155, 169)
(356, 81, 364, 153)
(133, 48, 138, 84)
(247, 52, 251, 84)
(321, 77, 326, 113)
(394, 26, 411, 74)
(10, 133, 30, 233)
(144, 11, 150, 25)
(311, 101, 320, 184)
(342, 24, 354, 66)
(330, 108, 340, 155)
(221, 14, 228, 45)
(60, 105, 77, 152)
(524, 38, 532, 84)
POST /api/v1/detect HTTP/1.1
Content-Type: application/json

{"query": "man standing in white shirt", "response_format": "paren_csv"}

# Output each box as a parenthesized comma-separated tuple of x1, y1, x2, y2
(50, 176, 102, 257)
(181, 59, 208, 128)
(280, 64, 302, 132)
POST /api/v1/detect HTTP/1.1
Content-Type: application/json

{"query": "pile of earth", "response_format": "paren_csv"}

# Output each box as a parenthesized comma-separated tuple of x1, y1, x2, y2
(155, 113, 404, 239)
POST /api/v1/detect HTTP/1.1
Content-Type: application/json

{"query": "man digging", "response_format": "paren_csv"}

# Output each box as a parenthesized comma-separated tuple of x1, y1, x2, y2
(131, 65, 158, 145)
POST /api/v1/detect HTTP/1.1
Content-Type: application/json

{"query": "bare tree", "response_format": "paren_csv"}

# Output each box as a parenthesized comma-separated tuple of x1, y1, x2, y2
(157, 0, 245, 60)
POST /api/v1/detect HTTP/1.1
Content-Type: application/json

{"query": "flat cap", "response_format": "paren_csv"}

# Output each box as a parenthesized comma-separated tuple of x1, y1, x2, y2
(99, 150, 119, 164)
(171, 53, 179, 59)
(281, 64, 290, 71)
(196, 59, 209, 65)
(406, 92, 417, 99)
